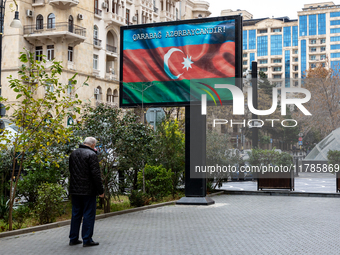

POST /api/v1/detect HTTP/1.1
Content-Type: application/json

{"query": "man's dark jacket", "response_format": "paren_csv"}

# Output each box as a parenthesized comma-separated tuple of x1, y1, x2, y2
(69, 144, 104, 196)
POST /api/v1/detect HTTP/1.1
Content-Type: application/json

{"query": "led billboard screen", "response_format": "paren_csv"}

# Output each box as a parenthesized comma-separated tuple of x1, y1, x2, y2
(120, 16, 242, 107)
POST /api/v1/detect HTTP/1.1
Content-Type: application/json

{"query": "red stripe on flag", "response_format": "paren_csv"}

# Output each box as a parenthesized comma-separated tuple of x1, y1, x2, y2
(123, 42, 235, 83)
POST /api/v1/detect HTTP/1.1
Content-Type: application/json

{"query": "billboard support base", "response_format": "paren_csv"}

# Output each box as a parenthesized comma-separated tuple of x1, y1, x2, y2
(176, 196, 215, 205)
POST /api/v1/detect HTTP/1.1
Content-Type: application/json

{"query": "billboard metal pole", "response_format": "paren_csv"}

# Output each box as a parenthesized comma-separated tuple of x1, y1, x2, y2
(252, 61, 258, 149)
(176, 105, 214, 205)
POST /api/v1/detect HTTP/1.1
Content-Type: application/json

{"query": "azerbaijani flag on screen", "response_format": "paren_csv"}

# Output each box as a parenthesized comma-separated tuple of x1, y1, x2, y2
(121, 19, 237, 106)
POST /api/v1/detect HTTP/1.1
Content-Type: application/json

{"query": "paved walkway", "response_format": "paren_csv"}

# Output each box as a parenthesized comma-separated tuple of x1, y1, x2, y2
(220, 172, 338, 193)
(1, 194, 340, 255)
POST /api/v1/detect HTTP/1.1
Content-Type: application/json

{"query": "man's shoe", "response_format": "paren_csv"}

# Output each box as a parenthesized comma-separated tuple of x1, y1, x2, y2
(69, 240, 82, 246)
(83, 241, 99, 247)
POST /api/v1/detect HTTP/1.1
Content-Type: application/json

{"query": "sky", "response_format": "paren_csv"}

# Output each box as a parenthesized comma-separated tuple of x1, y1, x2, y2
(207, 0, 339, 19)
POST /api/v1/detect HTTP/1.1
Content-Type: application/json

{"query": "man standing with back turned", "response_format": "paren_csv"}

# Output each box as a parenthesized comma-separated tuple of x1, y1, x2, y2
(69, 137, 104, 247)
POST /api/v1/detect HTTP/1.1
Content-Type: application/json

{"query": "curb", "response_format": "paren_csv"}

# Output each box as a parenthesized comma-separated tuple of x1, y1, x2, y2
(0, 191, 223, 239)
(221, 189, 340, 197)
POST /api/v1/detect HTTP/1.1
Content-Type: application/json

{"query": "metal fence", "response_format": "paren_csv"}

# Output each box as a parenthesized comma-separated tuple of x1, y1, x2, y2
(24, 22, 86, 37)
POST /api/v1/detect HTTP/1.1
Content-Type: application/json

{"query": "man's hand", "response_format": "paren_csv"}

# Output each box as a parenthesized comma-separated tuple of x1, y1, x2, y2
(99, 193, 104, 198)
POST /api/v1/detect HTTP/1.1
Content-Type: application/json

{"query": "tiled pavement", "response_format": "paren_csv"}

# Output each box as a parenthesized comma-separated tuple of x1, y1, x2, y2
(1, 194, 340, 255)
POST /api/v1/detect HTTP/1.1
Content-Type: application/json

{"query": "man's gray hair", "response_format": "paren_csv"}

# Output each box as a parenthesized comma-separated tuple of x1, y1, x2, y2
(83, 137, 97, 146)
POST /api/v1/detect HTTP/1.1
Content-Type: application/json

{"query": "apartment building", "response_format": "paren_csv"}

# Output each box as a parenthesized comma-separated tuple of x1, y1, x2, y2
(223, 2, 340, 91)
(1, 0, 210, 124)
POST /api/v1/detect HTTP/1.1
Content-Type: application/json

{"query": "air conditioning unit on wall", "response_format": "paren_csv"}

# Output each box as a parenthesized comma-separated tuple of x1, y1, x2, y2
(78, 13, 84, 20)
(102, 2, 108, 8)
(26, 10, 33, 18)
(132, 16, 137, 21)
(94, 88, 100, 95)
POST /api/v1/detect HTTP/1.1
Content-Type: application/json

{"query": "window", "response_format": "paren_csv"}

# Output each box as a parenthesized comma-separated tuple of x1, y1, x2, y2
(67, 80, 73, 96)
(283, 27, 291, 47)
(68, 15, 73, 33)
(258, 29, 267, 34)
(272, 28, 282, 33)
(331, 28, 340, 34)
(243, 53, 247, 58)
(292, 26, 298, 46)
(318, 13, 326, 35)
(271, 35, 282, 55)
(273, 75, 282, 79)
(310, 47, 316, 52)
(299, 15, 307, 36)
(250, 53, 255, 69)
(95, 86, 101, 101)
(35, 46, 43, 61)
(47, 45, 54, 60)
(260, 67, 267, 72)
(273, 59, 282, 63)
(94, 25, 98, 39)
(310, 55, 316, 60)
(243, 30, 247, 50)
(36, 15, 43, 30)
(310, 63, 316, 68)
(331, 52, 340, 58)
(257, 36, 267, 56)
(322, 63, 326, 67)
(47, 13, 55, 29)
(45, 83, 54, 93)
(243, 60, 247, 65)
(309, 15, 317, 36)
(331, 36, 340, 42)
(295, 81, 299, 86)
(321, 46, 326, 52)
(93, 54, 98, 69)
(249, 30, 256, 49)
(301, 40, 306, 77)
(330, 11, 340, 17)
(259, 59, 268, 64)
(285, 50, 290, 87)
(310, 39, 316, 44)
(331, 44, 340, 50)
(273, 67, 282, 72)
(294, 57, 298, 62)
(295, 73, 298, 78)
(68, 46, 73, 62)
(293, 50, 298, 54)
(330, 20, 340, 26)
(320, 55, 326, 60)
(126, 9, 130, 24)
(320, 38, 326, 44)
(294, 66, 298, 71)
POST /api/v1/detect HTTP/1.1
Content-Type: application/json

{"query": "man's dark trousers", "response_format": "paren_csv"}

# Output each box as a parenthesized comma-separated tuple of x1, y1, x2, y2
(69, 195, 97, 244)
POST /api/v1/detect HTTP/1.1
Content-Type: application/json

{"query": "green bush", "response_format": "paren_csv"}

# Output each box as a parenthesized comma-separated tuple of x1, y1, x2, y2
(128, 190, 149, 207)
(327, 150, 340, 173)
(35, 183, 66, 224)
(17, 165, 63, 207)
(13, 205, 30, 229)
(137, 164, 173, 201)
(0, 195, 8, 220)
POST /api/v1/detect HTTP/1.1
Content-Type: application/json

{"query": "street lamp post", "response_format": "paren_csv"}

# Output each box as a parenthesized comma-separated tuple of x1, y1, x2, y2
(0, 0, 22, 96)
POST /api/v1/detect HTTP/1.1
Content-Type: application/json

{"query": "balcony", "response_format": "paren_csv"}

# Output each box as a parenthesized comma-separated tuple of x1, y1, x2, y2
(105, 73, 118, 81)
(33, 0, 45, 7)
(94, 38, 102, 48)
(48, 0, 79, 9)
(104, 12, 126, 26)
(94, 8, 102, 18)
(106, 44, 117, 53)
(23, 23, 86, 46)
(153, 7, 159, 16)
(160, 11, 174, 21)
